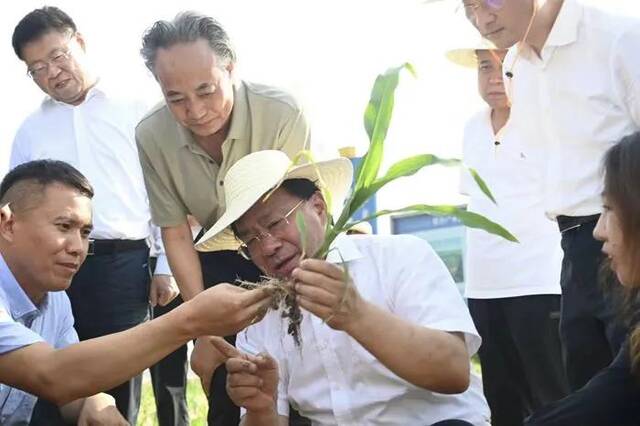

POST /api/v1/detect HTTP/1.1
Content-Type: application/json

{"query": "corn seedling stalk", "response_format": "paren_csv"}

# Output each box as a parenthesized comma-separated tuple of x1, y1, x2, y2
(248, 63, 517, 346)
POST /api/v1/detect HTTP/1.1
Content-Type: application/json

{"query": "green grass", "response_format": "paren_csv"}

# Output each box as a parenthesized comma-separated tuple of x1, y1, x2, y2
(137, 379, 208, 426)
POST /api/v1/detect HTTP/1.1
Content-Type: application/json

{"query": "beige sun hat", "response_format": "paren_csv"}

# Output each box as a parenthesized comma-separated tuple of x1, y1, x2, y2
(446, 37, 501, 68)
(195, 150, 354, 252)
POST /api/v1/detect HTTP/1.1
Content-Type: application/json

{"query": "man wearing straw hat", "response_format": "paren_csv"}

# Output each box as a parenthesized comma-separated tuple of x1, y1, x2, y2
(194, 150, 491, 426)
(463, 0, 640, 390)
(447, 39, 567, 425)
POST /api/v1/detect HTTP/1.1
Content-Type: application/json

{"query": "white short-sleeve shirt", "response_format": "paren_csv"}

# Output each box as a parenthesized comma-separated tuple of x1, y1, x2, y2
(237, 234, 490, 426)
(461, 109, 562, 298)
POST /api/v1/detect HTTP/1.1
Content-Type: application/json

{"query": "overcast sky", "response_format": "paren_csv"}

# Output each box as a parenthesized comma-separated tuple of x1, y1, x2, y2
(1, 0, 638, 225)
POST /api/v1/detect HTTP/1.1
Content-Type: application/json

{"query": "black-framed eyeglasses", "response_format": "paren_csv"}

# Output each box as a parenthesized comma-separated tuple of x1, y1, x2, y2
(237, 199, 306, 260)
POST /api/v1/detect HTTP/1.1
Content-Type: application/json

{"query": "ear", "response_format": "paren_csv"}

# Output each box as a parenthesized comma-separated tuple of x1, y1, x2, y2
(308, 192, 328, 221)
(74, 32, 87, 51)
(0, 204, 16, 243)
(226, 61, 236, 78)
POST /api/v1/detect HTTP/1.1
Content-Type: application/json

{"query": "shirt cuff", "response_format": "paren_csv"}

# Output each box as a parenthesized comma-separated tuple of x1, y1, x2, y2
(153, 254, 172, 276)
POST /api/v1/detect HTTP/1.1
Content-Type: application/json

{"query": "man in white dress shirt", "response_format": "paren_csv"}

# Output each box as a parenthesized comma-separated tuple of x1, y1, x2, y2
(463, 0, 640, 390)
(194, 150, 491, 426)
(447, 40, 567, 425)
(10, 7, 185, 423)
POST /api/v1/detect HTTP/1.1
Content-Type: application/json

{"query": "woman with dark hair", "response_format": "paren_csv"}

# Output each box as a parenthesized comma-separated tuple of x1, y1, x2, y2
(525, 132, 640, 425)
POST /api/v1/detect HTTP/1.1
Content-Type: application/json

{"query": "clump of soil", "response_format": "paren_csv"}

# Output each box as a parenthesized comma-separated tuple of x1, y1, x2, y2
(238, 277, 303, 346)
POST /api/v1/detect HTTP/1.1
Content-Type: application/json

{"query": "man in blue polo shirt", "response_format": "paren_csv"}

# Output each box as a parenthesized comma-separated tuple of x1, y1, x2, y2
(0, 160, 271, 425)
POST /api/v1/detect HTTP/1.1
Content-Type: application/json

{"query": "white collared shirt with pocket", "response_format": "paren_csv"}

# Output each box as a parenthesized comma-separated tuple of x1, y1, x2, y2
(461, 109, 562, 299)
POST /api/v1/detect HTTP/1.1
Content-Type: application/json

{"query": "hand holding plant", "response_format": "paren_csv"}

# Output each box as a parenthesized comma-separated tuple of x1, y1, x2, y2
(291, 259, 365, 332)
(242, 63, 516, 346)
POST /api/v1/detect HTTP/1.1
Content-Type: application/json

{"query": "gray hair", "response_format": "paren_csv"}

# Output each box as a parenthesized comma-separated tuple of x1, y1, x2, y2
(140, 11, 236, 74)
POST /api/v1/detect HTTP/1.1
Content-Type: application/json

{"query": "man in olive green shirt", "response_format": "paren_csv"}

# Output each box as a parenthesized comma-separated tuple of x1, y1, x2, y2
(135, 11, 310, 426)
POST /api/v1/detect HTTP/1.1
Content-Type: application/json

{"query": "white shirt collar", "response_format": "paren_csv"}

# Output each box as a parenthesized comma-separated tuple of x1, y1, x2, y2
(42, 78, 104, 108)
(545, 0, 583, 48)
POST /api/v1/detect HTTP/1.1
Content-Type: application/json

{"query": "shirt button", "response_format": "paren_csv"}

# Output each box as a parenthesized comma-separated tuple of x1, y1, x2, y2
(219, 180, 223, 186)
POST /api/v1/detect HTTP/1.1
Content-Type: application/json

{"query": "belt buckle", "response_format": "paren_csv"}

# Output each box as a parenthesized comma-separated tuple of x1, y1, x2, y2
(87, 239, 95, 256)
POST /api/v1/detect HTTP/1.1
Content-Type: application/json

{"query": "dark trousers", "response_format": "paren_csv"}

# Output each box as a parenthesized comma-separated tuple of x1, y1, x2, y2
(65, 247, 150, 424)
(29, 399, 66, 425)
(150, 296, 190, 425)
(468, 295, 569, 426)
(149, 258, 190, 426)
(199, 250, 310, 426)
(558, 217, 627, 390)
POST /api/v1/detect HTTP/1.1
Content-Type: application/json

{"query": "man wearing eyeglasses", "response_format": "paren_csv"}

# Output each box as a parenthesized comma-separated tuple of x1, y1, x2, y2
(10, 7, 185, 424)
(447, 40, 568, 426)
(135, 11, 310, 425)
(463, 0, 640, 392)
(192, 150, 491, 426)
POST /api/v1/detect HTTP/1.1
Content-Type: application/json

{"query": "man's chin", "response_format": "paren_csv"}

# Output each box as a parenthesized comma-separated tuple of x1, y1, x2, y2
(48, 281, 72, 293)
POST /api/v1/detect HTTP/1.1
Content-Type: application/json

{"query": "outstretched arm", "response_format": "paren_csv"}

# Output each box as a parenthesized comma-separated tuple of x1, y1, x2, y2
(0, 284, 271, 405)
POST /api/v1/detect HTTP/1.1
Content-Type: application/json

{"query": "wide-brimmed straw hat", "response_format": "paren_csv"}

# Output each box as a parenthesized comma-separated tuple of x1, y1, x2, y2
(446, 38, 501, 68)
(195, 150, 354, 252)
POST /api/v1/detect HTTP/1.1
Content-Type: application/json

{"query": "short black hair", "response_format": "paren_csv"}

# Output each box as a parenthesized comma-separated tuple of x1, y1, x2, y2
(0, 160, 94, 209)
(12, 6, 77, 60)
(280, 178, 319, 200)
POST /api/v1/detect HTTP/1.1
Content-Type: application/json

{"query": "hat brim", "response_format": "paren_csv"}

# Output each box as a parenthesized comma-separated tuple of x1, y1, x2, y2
(446, 48, 481, 68)
(195, 157, 353, 252)
(445, 38, 502, 68)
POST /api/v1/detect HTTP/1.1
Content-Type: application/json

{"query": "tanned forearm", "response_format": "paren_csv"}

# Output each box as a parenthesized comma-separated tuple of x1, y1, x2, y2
(1, 303, 196, 405)
(162, 223, 204, 300)
(346, 302, 470, 394)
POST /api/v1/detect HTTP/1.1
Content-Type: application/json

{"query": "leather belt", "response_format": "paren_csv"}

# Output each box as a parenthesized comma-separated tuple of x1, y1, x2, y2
(556, 214, 600, 234)
(87, 239, 148, 256)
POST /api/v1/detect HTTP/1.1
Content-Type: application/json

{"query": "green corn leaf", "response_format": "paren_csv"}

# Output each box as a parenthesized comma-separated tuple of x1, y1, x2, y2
(467, 167, 497, 205)
(355, 63, 415, 193)
(349, 154, 460, 216)
(295, 210, 308, 258)
(352, 204, 518, 242)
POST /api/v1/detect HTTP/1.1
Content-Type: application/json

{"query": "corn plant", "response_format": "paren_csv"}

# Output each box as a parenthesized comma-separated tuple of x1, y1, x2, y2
(254, 63, 516, 345)
(313, 62, 516, 258)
